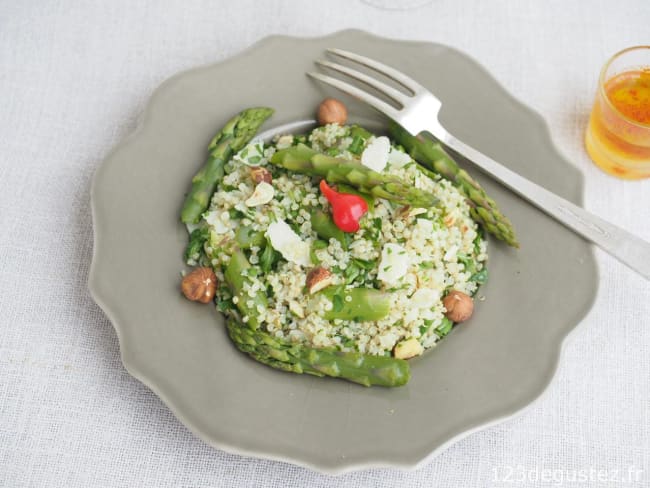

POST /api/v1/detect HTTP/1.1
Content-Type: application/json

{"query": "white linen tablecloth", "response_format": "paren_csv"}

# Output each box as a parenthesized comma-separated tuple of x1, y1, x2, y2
(2, 1, 649, 486)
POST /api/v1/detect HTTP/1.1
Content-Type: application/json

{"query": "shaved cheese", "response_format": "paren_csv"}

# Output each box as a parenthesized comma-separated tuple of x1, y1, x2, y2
(409, 207, 428, 217)
(360, 136, 390, 172)
(387, 147, 412, 167)
(377, 243, 409, 285)
(233, 140, 266, 166)
(266, 220, 311, 267)
(416, 217, 434, 233)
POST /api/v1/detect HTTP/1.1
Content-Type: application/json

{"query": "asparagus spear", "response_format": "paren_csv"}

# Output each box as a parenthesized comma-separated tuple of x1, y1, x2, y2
(321, 287, 390, 321)
(224, 250, 268, 330)
(221, 248, 407, 386)
(234, 226, 265, 249)
(225, 317, 409, 387)
(227, 247, 390, 323)
(388, 121, 518, 247)
(180, 107, 274, 224)
(270, 144, 438, 207)
(310, 209, 347, 248)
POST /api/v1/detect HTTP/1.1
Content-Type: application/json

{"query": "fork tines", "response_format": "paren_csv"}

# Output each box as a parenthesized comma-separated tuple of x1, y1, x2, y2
(307, 48, 425, 119)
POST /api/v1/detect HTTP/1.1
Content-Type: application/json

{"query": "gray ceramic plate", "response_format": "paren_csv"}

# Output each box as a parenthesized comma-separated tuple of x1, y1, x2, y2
(89, 30, 598, 474)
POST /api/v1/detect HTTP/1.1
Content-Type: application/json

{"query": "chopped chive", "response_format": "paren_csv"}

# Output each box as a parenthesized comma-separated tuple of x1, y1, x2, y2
(348, 135, 365, 155)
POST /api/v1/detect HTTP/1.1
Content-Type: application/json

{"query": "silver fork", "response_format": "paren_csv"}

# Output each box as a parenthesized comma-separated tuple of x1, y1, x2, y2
(308, 48, 650, 281)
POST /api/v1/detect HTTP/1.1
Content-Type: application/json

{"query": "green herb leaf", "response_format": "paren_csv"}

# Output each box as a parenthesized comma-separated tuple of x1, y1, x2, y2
(332, 294, 344, 313)
(183, 226, 209, 263)
(352, 258, 375, 270)
(469, 268, 488, 286)
(228, 208, 245, 220)
(419, 319, 434, 336)
(260, 238, 279, 273)
(436, 318, 453, 337)
(216, 299, 235, 312)
(344, 263, 360, 284)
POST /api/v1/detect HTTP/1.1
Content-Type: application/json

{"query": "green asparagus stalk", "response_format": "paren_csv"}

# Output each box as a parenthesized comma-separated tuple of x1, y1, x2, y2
(234, 226, 265, 249)
(225, 318, 410, 387)
(224, 250, 268, 330)
(270, 144, 438, 207)
(336, 183, 375, 211)
(180, 107, 274, 224)
(320, 287, 390, 321)
(310, 209, 347, 248)
(221, 247, 407, 386)
(348, 124, 373, 140)
(388, 121, 519, 247)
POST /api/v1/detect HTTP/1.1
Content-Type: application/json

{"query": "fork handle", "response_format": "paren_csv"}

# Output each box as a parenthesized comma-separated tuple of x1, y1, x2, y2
(434, 130, 650, 281)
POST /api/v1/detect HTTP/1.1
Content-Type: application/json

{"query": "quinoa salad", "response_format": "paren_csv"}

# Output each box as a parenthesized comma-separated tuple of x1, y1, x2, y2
(179, 102, 516, 387)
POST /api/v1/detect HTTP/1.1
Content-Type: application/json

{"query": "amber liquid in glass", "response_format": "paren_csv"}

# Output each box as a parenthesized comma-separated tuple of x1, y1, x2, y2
(585, 69, 650, 178)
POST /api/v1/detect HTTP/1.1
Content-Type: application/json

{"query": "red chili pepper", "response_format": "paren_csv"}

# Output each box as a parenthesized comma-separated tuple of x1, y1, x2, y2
(319, 180, 368, 233)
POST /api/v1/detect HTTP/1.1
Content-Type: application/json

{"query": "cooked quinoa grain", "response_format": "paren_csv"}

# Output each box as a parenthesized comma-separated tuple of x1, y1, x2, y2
(189, 123, 488, 357)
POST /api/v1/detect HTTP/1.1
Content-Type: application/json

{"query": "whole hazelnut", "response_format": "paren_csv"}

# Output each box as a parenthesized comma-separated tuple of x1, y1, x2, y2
(317, 98, 348, 126)
(181, 267, 218, 304)
(442, 290, 474, 323)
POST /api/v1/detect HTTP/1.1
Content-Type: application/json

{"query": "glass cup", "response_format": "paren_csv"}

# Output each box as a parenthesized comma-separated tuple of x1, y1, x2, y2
(585, 46, 650, 179)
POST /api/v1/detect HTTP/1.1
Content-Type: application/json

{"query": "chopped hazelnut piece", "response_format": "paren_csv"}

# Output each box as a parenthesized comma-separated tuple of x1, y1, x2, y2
(250, 166, 272, 184)
(245, 181, 275, 207)
(306, 266, 334, 294)
(394, 338, 424, 359)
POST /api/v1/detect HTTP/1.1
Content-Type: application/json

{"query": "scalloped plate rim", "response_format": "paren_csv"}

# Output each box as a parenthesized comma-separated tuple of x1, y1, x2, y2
(88, 29, 598, 474)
